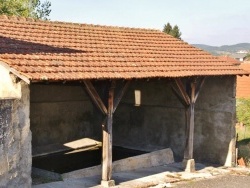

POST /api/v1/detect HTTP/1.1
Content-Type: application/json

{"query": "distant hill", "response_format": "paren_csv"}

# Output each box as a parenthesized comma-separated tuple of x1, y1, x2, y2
(192, 43, 250, 56)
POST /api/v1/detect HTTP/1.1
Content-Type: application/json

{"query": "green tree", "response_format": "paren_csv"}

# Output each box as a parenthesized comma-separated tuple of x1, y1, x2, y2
(0, 0, 51, 20)
(163, 22, 182, 39)
(32, 0, 51, 20)
(170, 25, 182, 39)
(245, 53, 250, 61)
(237, 98, 250, 127)
(163, 23, 172, 34)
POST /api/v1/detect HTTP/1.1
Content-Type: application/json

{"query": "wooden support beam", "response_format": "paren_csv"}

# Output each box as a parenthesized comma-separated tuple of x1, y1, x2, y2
(194, 77, 206, 103)
(83, 80, 108, 115)
(113, 80, 131, 113)
(83, 79, 129, 185)
(171, 84, 188, 107)
(171, 77, 206, 172)
(102, 80, 115, 184)
(83, 79, 130, 186)
(174, 78, 191, 106)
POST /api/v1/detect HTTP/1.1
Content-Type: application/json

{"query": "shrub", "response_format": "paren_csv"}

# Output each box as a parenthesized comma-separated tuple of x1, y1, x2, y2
(236, 98, 250, 127)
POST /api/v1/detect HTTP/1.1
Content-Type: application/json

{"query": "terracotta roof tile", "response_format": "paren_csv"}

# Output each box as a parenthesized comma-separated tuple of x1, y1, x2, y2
(218, 56, 240, 65)
(0, 15, 248, 82)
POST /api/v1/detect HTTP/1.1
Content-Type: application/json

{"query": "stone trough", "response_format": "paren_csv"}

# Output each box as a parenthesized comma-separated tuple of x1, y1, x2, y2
(62, 148, 174, 180)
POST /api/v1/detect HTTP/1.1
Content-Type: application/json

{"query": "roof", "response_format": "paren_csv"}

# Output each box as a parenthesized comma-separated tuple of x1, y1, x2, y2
(237, 62, 250, 98)
(0, 15, 248, 82)
(218, 56, 241, 65)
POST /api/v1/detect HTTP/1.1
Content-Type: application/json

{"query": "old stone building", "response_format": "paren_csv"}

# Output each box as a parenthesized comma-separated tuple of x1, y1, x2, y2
(0, 15, 248, 187)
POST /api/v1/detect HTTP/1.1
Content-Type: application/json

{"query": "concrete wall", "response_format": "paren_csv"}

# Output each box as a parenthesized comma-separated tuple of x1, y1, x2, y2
(0, 81, 31, 187)
(30, 84, 101, 150)
(113, 76, 236, 165)
(113, 79, 185, 154)
(194, 76, 236, 165)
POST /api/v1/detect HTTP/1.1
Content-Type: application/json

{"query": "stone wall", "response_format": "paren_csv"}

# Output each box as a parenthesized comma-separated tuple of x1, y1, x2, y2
(30, 84, 101, 151)
(113, 76, 236, 165)
(0, 81, 31, 187)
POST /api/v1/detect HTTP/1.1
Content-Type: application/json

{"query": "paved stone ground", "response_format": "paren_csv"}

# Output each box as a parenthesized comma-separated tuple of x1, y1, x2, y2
(32, 163, 250, 188)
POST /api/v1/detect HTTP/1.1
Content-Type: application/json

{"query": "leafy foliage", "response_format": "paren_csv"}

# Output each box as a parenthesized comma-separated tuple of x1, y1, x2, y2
(163, 23, 172, 34)
(163, 22, 182, 39)
(237, 137, 250, 166)
(0, 0, 29, 17)
(32, 0, 51, 20)
(0, 0, 51, 20)
(236, 98, 250, 127)
(245, 53, 250, 61)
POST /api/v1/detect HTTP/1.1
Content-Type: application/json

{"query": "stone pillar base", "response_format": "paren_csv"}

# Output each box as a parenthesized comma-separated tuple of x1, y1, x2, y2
(183, 159, 195, 172)
(101, 180, 115, 187)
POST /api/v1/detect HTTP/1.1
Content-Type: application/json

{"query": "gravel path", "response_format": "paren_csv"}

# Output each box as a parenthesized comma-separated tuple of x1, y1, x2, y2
(174, 174, 250, 188)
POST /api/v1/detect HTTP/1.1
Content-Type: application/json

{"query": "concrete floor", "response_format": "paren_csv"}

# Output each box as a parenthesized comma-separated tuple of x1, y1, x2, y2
(32, 163, 250, 188)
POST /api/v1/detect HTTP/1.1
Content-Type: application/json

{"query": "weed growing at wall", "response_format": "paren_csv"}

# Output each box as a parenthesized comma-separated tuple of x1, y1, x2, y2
(237, 137, 250, 167)
(236, 99, 250, 166)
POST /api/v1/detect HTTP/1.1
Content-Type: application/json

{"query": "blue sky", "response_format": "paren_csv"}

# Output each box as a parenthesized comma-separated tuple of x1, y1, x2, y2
(47, 0, 250, 46)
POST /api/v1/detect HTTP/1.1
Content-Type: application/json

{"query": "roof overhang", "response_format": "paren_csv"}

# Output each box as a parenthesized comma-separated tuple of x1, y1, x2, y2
(0, 61, 30, 84)
(0, 61, 30, 99)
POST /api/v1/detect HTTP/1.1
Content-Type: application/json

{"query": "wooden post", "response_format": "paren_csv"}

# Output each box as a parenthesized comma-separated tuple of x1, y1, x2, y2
(182, 81, 196, 172)
(101, 81, 115, 187)
(184, 106, 190, 159)
(184, 82, 195, 160)
(173, 78, 206, 172)
(83, 79, 130, 186)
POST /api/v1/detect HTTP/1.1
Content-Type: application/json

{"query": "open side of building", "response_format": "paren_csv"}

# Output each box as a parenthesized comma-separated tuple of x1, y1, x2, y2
(0, 15, 248, 187)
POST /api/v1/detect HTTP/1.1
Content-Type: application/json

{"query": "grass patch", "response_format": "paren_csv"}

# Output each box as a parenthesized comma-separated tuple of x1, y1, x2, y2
(237, 125, 250, 141)
(236, 126, 250, 167)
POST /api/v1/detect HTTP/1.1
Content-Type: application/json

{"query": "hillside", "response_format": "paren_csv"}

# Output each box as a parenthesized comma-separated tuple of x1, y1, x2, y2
(192, 43, 250, 56)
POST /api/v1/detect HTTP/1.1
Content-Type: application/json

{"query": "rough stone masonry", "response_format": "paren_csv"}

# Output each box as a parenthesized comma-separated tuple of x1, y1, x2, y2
(0, 71, 32, 187)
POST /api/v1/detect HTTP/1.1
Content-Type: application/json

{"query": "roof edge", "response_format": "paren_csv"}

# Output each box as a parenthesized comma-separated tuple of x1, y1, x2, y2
(0, 14, 161, 32)
(0, 61, 30, 84)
